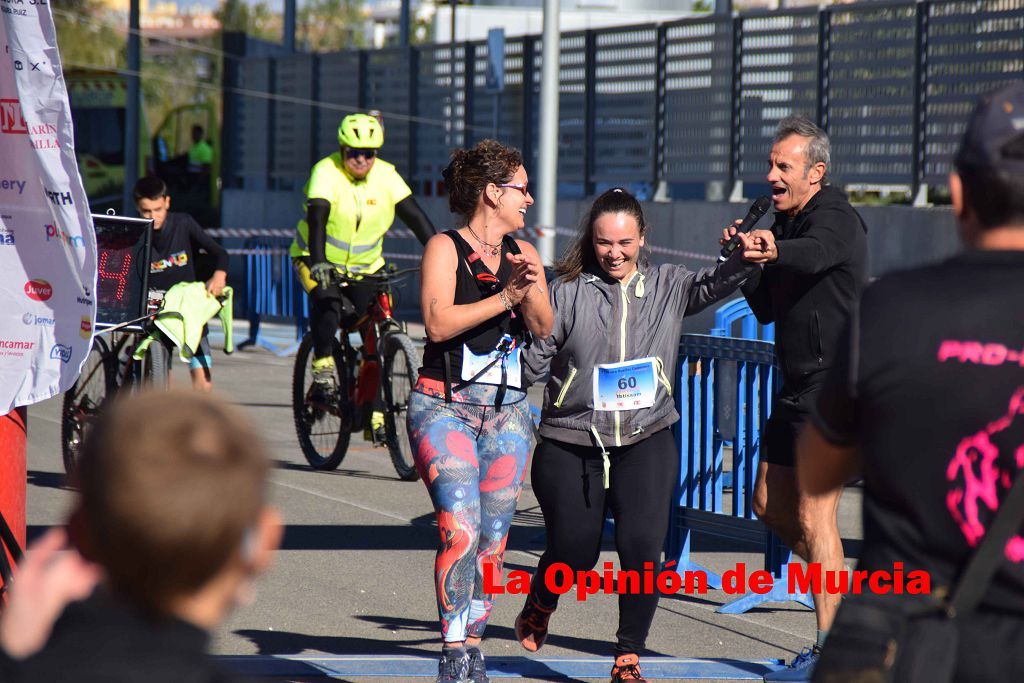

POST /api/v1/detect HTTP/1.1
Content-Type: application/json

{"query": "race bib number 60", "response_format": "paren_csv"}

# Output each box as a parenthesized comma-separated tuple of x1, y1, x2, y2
(592, 357, 657, 411)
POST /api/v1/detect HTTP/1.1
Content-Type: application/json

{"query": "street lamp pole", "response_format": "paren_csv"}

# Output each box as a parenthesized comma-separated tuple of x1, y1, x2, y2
(122, 0, 141, 216)
(400, 0, 411, 45)
(284, 0, 296, 52)
(536, 0, 560, 265)
(450, 0, 458, 148)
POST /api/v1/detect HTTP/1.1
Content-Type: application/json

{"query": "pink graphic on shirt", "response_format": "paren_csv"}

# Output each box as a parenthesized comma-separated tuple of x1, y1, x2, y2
(946, 387, 1024, 562)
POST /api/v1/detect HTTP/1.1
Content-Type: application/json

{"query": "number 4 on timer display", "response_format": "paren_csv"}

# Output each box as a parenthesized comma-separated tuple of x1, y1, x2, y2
(91, 214, 153, 327)
(98, 250, 131, 301)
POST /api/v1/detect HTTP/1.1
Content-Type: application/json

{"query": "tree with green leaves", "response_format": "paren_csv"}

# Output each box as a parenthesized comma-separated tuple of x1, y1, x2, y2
(216, 0, 280, 43)
(299, 0, 368, 52)
(52, 0, 124, 71)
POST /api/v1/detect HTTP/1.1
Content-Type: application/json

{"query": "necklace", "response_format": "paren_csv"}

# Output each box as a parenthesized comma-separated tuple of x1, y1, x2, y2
(466, 224, 501, 256)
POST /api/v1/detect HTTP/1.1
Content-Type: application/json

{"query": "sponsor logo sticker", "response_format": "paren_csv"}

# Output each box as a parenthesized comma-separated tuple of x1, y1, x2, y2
(22, 312, 55, 326)
(0, 338, 35, 357)
(45, 223, 85, 248)
(50, 343, 72, 363)
(24, 279, 52, 301)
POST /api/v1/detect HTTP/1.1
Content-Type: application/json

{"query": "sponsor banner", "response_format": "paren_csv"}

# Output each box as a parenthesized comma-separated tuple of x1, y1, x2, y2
(1, 7, 96, 412)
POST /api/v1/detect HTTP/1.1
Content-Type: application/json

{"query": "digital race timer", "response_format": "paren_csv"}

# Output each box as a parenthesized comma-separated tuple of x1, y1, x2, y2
(91, 214, 153, 327)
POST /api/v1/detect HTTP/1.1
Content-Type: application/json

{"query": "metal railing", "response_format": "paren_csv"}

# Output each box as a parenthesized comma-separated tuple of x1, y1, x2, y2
(219, 229, 423, 355)
(221, 0, 1024, 200)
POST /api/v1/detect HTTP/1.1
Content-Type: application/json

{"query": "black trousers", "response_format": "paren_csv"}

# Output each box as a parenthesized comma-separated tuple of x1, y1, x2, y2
(310, 280, 375, 360)
(529, 428, 679, 656)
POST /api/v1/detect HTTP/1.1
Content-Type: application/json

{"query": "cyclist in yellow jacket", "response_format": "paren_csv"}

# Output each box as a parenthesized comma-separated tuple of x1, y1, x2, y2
(290, 113, 436, 428)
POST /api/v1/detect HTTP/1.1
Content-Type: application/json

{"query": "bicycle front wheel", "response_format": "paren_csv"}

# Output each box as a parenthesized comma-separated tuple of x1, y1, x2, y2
(293, 333, 353, 470)
(61, 336, 116, 477)
(381, 332, 421, 481)
(142, 339, 170, 389)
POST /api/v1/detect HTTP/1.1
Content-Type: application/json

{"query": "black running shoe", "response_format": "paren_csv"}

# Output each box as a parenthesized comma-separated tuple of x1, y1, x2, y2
(435, 648, 470, 683)
(466, 647, 489, 683)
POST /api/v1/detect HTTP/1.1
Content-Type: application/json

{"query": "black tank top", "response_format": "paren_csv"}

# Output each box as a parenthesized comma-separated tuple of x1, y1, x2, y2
(420, 230, 526, 384)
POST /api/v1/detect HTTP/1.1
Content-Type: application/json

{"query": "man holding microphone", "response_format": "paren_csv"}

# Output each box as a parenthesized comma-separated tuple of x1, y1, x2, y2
(723, 115, 868, 681)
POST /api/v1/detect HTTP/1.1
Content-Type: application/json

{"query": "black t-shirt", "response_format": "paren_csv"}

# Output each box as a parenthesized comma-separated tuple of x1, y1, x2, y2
(814, 250, 1024, 613)
(148, 213, 229, 291)
(0, 591, 249, 682)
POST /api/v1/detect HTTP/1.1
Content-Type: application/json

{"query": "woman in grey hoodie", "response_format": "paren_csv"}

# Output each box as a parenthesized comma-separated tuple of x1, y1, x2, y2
(515, 188, 763, 682)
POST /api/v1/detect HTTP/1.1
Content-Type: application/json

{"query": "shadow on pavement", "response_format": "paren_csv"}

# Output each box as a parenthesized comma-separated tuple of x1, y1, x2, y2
(27, 469, 72, 491)
(273, 459, 402, 483)
(280, 524, 435, 551)
(356, 616, 672, 660)
(239, 614, 667, 662)
(235, 625, 435, 657)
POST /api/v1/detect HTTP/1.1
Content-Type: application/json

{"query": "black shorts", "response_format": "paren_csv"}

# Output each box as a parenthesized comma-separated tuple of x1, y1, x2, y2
(293, 256, 375, 325)
(763, 380, 824, 467)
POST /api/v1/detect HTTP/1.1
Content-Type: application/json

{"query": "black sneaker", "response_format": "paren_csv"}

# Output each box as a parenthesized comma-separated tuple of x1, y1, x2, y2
(435, 648, 470, 683)
(466, 647, 489, 683)
(763, 646, 820, 682)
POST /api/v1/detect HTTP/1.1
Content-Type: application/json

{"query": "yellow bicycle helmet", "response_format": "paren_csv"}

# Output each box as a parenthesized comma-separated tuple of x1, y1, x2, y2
(337, 113, 384, 149)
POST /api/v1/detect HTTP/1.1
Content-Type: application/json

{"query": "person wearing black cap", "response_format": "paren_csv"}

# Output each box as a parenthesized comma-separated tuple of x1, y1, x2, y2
(801, 82, 1024, 681)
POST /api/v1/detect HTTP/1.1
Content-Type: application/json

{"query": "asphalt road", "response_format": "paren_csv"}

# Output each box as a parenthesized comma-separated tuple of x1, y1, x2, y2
(23, 321, 863, 682)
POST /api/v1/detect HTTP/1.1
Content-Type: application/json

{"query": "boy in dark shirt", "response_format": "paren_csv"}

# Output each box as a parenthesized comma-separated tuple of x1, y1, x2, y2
(0, 390, 282, 683)
(133, 176, 229, 391)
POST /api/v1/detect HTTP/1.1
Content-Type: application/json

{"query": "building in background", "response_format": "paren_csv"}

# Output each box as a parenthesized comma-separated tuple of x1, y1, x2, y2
(142, 1, 220, 78)
(429, 0, 697, 43)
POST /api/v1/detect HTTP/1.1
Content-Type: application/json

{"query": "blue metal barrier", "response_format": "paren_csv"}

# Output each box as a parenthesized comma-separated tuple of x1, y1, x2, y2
(709, 298, 774, 342)
(227, 229, 423, 357)
(709, 299, 772, 489)
(666, 333, 813, 614)
(237, 237, 307, 356)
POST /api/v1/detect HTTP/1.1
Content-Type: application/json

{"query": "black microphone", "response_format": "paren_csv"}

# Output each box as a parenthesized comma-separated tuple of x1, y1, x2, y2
(719, 195, 773, 262)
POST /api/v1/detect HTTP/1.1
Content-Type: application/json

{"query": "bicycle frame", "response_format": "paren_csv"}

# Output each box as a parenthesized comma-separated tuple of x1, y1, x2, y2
(293, 266, 422, 477)
(343, 281, 405, 410)
(95, 292, 169, 389)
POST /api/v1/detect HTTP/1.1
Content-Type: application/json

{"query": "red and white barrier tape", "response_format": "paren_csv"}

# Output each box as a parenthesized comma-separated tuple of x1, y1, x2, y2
(227, 248, 421, 262)
(210, 227, 421, 239)
(216, 226, 715, 263)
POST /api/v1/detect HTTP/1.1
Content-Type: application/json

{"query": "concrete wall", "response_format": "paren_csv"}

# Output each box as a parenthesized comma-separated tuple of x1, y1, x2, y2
(223, 189, 962, 333)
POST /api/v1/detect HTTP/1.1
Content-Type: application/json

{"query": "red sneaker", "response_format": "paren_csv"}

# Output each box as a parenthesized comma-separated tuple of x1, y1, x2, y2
(514, 596, 555, 652)
(610, 654, 647, 682)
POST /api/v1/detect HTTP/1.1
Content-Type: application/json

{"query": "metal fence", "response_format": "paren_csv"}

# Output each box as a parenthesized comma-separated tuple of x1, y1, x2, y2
(221, 0, 1024, 200)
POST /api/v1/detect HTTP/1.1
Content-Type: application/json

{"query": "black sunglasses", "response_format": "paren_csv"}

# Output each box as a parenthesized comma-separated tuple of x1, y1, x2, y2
(345, 148, 377, 160)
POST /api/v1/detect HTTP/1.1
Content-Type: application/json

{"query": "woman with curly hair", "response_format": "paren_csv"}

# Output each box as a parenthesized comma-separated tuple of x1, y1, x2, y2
(408, 139, 553, 683)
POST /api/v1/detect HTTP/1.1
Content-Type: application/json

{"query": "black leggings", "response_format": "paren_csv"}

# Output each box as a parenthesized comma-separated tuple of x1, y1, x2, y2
(310, 281, 374, 359)
(529, 428, 679, 656)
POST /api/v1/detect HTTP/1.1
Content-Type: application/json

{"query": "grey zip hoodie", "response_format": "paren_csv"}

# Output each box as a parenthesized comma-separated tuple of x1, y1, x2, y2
(523, 254, 757, 452)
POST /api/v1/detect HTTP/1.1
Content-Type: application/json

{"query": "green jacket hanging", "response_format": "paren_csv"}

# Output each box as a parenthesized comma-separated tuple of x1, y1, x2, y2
(134, 282, 234, 362)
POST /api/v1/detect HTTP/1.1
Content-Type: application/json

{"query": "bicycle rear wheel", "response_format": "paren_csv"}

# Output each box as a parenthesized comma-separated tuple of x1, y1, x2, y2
(61, 336, 116, 477)
(381, 331, 421, 481)
(293, 333, 353, 470)
(142, 339, 170, 389)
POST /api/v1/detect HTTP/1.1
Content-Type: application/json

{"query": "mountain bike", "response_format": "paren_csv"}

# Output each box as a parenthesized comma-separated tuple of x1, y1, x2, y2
(292, 266, 422, 480)
(60, 291, 174, 477)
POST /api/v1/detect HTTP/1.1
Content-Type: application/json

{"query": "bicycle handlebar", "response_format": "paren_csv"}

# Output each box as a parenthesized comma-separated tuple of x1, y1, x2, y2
(330, 266, 421, 286)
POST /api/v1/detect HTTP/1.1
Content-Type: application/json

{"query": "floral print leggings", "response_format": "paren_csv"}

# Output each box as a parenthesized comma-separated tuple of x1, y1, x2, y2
(407, 381, 533, 643)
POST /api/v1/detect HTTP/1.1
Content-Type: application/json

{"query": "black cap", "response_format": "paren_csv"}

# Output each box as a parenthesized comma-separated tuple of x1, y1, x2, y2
(955, 81, 1024, 173)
